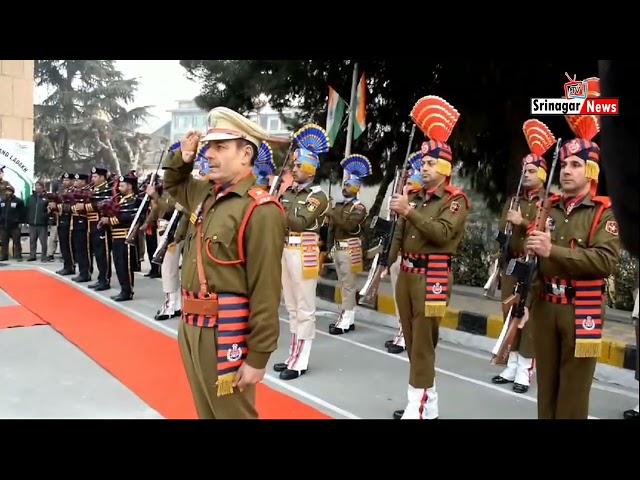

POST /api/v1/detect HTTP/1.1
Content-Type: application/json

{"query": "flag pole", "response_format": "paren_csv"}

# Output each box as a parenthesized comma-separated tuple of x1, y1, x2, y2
(343, 61, 359, 183)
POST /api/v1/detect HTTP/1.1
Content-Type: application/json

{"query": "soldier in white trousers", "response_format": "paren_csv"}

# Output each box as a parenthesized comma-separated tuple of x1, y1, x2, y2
(326, 154, 372, 335)
(273, 124, 330, 381)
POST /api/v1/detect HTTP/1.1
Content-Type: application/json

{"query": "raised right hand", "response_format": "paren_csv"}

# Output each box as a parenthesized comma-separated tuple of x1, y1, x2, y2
(180, 130, 202, 164)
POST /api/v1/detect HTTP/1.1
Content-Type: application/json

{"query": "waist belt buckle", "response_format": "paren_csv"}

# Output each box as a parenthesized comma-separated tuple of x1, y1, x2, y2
(551, 283, 566, 296)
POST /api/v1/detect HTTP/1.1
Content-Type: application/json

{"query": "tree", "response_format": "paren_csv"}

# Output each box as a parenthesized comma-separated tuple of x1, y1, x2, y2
(35, 60, 151, 178)
(181, 60, 597, 215)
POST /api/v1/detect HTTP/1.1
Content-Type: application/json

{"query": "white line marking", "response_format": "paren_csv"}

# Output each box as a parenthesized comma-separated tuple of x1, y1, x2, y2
(279, 316, 601, 419)
(35, 266, 610, 419)
(36, 266, 357, 419)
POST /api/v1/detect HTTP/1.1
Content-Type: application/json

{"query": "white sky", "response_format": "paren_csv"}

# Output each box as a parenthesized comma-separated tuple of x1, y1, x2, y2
(115, 60, 202, 133)
(34, 60, 203, 134)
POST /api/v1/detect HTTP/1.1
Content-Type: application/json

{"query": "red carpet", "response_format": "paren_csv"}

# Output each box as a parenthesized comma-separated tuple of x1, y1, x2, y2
(0, 305, 47, 329)
(0, 270, 330, 419)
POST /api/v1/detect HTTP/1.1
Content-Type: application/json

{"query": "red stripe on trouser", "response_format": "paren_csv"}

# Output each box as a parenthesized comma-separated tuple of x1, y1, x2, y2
(285, 334, 297, 364)
(289, 339, 303, 370)
(418, 389, 428, 420)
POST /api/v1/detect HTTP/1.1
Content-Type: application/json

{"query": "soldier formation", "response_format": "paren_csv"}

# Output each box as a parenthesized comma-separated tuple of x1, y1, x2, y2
(2, 75, 637, 420)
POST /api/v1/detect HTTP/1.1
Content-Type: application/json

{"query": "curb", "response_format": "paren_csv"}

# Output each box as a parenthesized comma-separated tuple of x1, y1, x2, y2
(317, 279, 637, 372)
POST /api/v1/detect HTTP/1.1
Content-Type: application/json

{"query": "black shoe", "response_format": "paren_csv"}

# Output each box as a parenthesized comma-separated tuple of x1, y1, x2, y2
(279, 369, 307, 381)
(111, 292, 133, 302)
(27, 257, 36, 262)
(171, 310, 182, 318)
(393, 410, 404, 420)
(387, 344, 405, 354)
(329, 323, 354, 335)
(154, 312, 171, 321)
(88, 282, 102, 289)
(512, 383, 529, 394)
(384, 339, 394, 349)
(56, 268, 75, 276)
(623, 409, 639, 420)
(491, 375, 514, 385)
(93, 284, 111, 291)
(273, 363, 288, 372)
(47, 256, 54, 261)
(149, 272, 162, 279)
(72, 275, 91, 283)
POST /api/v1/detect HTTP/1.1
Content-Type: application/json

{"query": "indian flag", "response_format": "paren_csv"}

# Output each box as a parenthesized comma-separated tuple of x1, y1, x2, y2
(326, 86, 346, 146)
(353, 73, 367, 139)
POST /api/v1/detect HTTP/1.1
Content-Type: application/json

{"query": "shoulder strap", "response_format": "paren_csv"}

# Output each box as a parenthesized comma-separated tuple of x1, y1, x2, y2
(204, 188, 285, 267)
(588, 198, 612, 246)
(443, 185, 471, 209)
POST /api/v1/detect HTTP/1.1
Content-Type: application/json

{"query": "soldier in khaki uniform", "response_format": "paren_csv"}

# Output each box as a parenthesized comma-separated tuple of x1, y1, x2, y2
(388, 96, 469, 420)
(163, 107, 286, 419)
(526, 79, 621, 419)
(491, 119, 556, 393)
(326, 154, 371, 334)
(273, 125, 330, 381)
(386, 157, 424, 354)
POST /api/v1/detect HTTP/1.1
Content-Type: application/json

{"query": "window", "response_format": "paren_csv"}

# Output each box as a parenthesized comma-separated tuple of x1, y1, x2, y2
(258, 115, 269, 130)
(268, 117, 281, 132)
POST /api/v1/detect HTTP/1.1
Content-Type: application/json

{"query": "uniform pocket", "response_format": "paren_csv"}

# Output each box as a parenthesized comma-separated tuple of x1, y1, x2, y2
(205, 228, 237, 263)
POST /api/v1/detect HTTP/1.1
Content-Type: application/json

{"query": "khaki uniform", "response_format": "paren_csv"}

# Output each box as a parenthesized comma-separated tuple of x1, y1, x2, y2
(278, 183, 328, 373)
(164, 151, 286, 419)
(531, 193, 620, 419)
(494, 190, 541, 386)
(389, 183, 470, 419)
(326, 197, 367, 332)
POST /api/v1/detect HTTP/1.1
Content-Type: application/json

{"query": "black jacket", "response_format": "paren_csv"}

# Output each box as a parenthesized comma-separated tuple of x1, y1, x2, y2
(0, 195, 26, 227)
(26, 193, 49, 226)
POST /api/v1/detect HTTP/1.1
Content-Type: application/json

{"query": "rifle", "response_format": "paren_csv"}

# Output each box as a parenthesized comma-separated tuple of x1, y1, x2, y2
(268, 140, 295, 197)
(491, 138, 562, 365)
(485, 164, 527, 298)
(152, 208, 183, 265)
(125, 148, 166, 245)
(496, 163, 527, 271)
(358, 124, 416, 308)
(323, 169, 340, 260)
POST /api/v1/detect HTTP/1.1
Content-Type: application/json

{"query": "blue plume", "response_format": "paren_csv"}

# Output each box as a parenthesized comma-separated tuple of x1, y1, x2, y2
(340, 154, 372, 178)
(293, 124, 330, 155)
